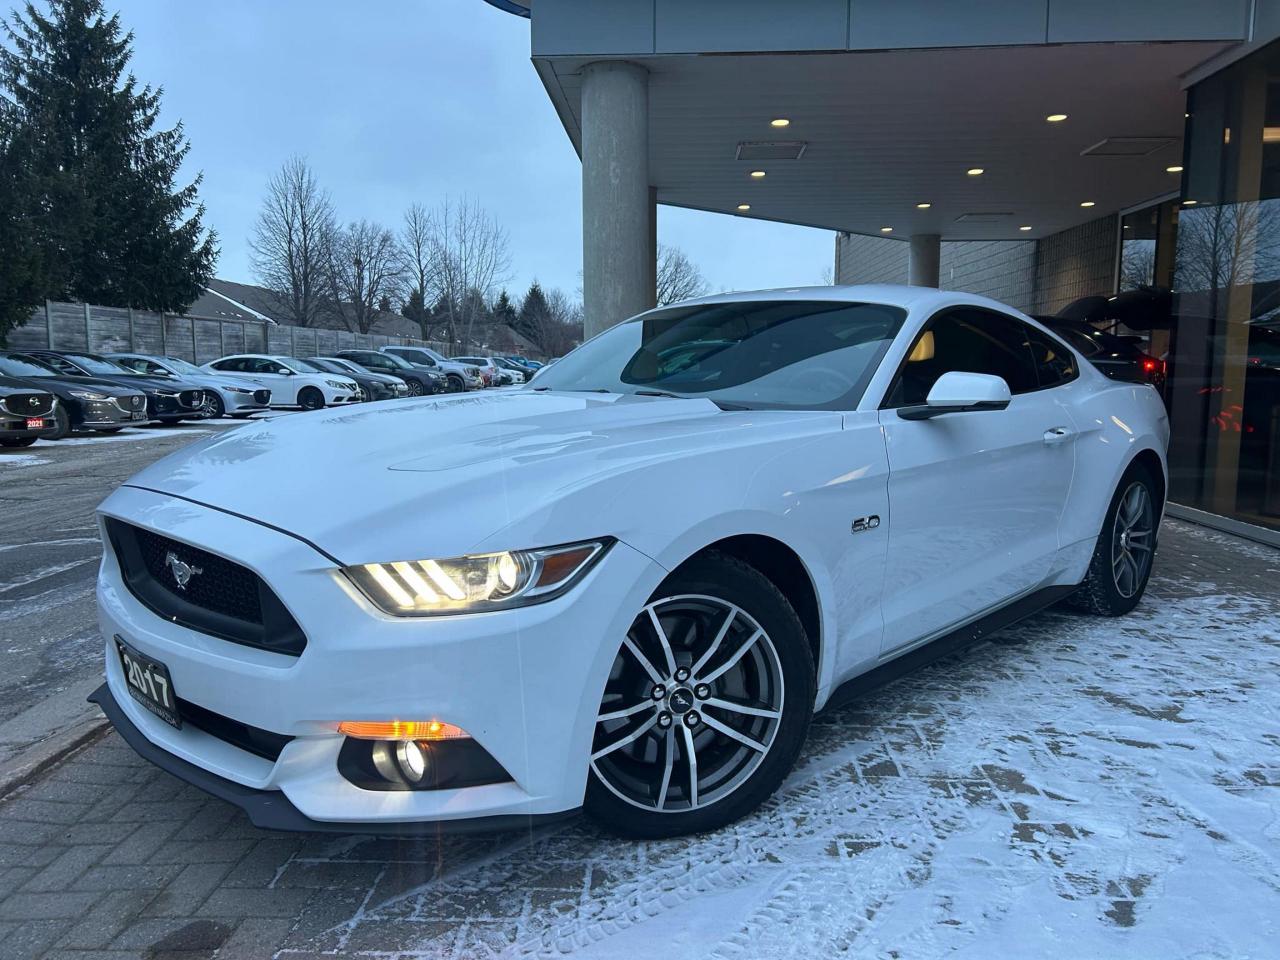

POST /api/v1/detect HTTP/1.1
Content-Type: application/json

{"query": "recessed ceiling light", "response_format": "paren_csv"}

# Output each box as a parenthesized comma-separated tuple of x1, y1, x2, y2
(916, 202, 932, 209)
(1019, 225, 1032, 231)
(1046, 113, 1068, 122)
(1183, 199, 1197, 206)
(750, 170, 766, 179)
(770, 118, 790, 128)
(967, 167, 984, 176)
(1166, 165, 1184, 173)
(736, 203, 751, 211)
(880, 227, 893, 233)
(1080, 201, 1096, 207)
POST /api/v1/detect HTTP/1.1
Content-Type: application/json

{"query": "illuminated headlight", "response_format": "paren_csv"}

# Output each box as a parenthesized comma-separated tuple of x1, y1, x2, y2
(69, 389, 109, 401)
(344, 539, 612, 616)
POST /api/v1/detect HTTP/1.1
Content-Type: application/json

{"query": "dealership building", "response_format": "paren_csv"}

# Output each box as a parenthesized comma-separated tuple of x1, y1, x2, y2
(482, 0, 1280, 544)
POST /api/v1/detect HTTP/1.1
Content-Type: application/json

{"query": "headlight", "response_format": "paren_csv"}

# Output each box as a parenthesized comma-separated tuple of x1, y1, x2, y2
(228, 387, 252, 395)
(325, 379, 350, 390)
(68, 389, 109, 401)
(344, 539, 612, 616)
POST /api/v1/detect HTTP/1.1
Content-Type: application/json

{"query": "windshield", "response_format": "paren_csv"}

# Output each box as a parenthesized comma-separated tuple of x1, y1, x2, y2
(63, 353, 131, 375)
(162, 357, 203, 375)
(532, 299, 906, 410)
(304, 358, 340, 374)
(0, 354, 58, 377)
(421, 348, 447, 363)
(288, 358, 324, 373)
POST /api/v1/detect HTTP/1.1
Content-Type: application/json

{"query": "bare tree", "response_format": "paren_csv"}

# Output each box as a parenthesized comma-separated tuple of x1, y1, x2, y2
(400, 202, 443, 340)
(656, 243, 708, 305)
(423, 197, 512, 350)
(249, 157, 335, 327)
(518, 285, 583, 357)
(325, 220, 404, 334)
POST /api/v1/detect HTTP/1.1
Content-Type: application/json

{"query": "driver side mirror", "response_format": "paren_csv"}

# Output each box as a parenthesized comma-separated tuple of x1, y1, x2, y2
(898, 371, 1011, 421)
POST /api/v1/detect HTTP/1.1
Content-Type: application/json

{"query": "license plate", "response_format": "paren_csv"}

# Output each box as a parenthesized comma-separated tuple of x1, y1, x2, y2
(115, 636, 181, 728)
(130, 411, 147, 420)
(26, 417, 44, 429)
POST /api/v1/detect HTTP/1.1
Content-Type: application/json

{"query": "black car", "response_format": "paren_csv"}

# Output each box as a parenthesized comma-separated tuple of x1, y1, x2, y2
(304, 357, 409, 401)
(1038, 318, 1166, 388)
(334, 350, 446, 396)
(0, 353, 148, 438)
(0, 378, 60, 447)
(27, 350, 208, 423)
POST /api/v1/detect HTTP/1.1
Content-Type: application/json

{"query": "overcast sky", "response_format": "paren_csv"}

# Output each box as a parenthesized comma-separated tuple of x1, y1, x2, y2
(104, 0, 834, 306)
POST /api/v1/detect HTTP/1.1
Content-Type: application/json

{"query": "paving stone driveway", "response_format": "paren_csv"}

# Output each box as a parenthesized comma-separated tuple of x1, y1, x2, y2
(1, 519, 1277, 959)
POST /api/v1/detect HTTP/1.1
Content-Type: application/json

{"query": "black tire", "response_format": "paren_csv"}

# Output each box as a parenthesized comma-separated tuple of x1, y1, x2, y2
(46, 405, 71, 440)
(94, 428, 123, 434)
(446, 374, 465, 393)
(203, 392, 226, 419)
(298, 386, 325, 410)
(406, 379, 424, 397)
(0, 437, 37, 448)
(1067, 461, 1160, 617)
(585, 551, 815, 839)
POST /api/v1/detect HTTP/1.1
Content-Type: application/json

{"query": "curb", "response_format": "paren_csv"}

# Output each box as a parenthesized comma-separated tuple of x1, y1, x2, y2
(0, 716, 111, 801)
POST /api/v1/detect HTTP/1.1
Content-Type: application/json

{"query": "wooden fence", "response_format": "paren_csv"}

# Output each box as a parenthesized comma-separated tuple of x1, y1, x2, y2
(5, 301, 446, 362)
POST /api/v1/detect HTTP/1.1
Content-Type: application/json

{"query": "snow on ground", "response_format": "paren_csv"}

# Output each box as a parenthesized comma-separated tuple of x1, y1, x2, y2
(271, 530, 1279, 960)
(0, 453, 50, 467)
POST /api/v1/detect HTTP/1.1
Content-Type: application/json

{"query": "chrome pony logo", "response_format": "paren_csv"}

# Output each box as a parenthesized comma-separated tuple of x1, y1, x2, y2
(164, 551, 203, 590)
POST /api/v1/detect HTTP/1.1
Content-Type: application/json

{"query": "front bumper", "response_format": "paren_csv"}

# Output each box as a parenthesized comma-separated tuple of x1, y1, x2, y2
(221, 390, 270, 414)
(95, 485, 663, 826)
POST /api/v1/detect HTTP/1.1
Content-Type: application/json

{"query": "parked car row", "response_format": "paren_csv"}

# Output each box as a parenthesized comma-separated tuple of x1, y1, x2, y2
(0, 346, 552, 446)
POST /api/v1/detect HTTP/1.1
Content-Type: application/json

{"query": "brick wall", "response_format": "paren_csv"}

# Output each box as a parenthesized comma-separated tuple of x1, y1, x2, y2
(835, 234, 1036, 313)
(834, 215, 1119, 317)
(1032, 214, 1119, 314)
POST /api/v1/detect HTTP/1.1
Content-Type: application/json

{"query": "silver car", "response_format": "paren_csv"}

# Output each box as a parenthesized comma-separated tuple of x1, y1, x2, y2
(108, 354, 272, 419)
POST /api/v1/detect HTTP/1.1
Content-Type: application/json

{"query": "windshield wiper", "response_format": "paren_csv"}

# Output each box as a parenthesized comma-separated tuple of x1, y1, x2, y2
(635, 389, 751, 411)
(634, 389, 682, 399)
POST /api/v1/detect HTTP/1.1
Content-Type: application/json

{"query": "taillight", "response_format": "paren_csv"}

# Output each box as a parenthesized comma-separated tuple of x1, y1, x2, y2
(1140, 355, 1164, 378)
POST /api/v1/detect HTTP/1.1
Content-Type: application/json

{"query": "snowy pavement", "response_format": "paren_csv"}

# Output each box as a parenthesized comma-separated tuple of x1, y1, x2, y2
(0, 518, 1276, 959)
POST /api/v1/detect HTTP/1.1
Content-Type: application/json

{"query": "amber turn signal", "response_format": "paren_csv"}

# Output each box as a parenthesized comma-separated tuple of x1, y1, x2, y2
(338, 720, 470, 741)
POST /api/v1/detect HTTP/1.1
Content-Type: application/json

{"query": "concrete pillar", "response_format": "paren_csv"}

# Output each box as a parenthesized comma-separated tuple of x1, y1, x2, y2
(908, 233, 941, 288)
(647, 185, 658, 306)
(581, 61, 652, 339)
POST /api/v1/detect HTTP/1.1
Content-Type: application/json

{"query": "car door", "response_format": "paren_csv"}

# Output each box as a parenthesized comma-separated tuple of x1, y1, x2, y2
(877, 307, 1077, 654)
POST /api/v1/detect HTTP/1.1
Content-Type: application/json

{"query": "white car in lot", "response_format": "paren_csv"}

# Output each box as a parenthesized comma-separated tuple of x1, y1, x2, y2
(202, 354, 359, 410)
(93, 286, 1168, 839)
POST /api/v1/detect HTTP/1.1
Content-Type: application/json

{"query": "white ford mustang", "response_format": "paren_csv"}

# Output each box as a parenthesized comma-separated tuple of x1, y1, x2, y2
(93, 286, 1169, 838)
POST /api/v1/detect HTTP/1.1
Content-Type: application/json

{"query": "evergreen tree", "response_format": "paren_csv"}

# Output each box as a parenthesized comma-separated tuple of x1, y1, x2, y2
(517, 281, 549, 343)
(491, 289, 517, 329)
(0, 0, 217, 343)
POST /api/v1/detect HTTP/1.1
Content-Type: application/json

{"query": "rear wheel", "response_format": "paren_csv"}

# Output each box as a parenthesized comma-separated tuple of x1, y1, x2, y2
(298, 386, 325, 410)
(585, 553, 814, 838)
(0, 437, 37, 448)
(1068, 462, 1159, 616)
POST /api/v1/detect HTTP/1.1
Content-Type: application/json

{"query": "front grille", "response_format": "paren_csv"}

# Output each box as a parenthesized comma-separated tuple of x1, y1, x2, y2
(179, 390, 202, 408)
(177, 697, 293, 761)
(0, 392, 55, 417)
(253, 389, 271, 405)
(105, 518, 307, 656)
(113, 395, 145, 413)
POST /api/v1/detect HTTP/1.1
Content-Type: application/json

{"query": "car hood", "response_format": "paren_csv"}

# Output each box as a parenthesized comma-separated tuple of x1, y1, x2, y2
(122, 390, 840, 563)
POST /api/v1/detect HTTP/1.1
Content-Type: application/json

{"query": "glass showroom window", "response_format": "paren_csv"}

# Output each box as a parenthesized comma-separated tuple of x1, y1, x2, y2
(1169, 40, 1280, 531)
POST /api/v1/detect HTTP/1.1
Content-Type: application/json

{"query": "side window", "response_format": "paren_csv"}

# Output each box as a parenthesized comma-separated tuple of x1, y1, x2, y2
(144, 360, 168, 375)
(1023, 324, 1078, 388)
(42, 355, 79, 375)
(885, 309, 1039, 407)
(115, 357, 145, 372)
(1055, 326, 1102, 358)
(212, 358, 241, 372)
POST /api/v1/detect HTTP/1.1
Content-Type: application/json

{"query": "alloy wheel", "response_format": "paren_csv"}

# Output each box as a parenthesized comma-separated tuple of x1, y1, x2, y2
(407, 380, 424, 397)
(1111, 481, 1154, 599)
(592, 594, 785, 813)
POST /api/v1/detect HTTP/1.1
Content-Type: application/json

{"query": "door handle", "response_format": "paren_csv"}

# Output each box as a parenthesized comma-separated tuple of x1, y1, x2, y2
(1043, 426, 1074, 445)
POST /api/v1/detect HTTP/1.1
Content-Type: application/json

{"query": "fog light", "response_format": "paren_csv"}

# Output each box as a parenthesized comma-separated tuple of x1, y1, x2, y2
(338, 720, 470, 741)
(397, 741, 427, 781)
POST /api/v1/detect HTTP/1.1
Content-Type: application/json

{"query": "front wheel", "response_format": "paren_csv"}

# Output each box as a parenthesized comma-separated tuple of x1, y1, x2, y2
(1068, 463, 1159, 616)
(202, 392, 226, 419)
(446, 374, 465, 393)
(585, 552, 814, 838)
(46, 405, 71, 440)
(406, 379, 424, 397)
(297, 387, 325, 410)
